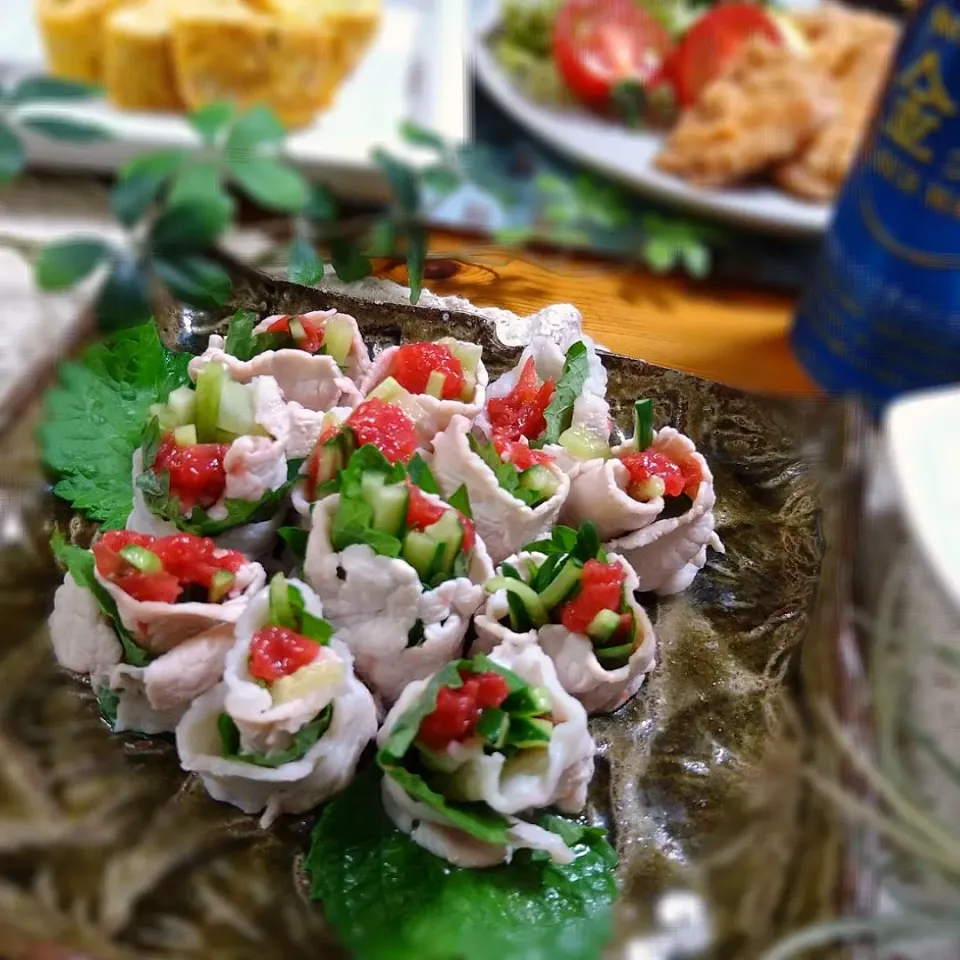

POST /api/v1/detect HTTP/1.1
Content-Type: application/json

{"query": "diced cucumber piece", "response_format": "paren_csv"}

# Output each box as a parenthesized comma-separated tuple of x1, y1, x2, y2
(502, 684, 552, 717)
(629, 475, 666, 501)
(423, 510, 463, 577)
(536, 558, 583, 612)
(367, 376, 406, 404)
(289, 318, 307, 344)
(594, 641, 636, 665)
(167, 386, 197, 426)
(417, 744, 460, 773)
(519, 464, 559, 500)
(367, 479, 409, 537)
(174, 424, 198, 447)
(475, 707, 509, 749)
(633, 398, 654, 451)
(360, 472, 386, 499)
(150, 403, 180, 432)
(460, 369, 477, 402)
(118, 545, 163, 573)
(312, 445, 343, 489)
(195, 363, 226, 443)
(323, 317, 354, 366)
(505, 716, 552, 749)
(484, 577, 547, 627)
(402, 531, 442, 581)
(209, 569, 236, 602)
(217, 379, 257, 437)
(268, 573, 296, 629)
(438, 338, 482, 376)
(425, 370, 447, 399)
(271, 660, 343, 706)
(558, 424, 611, 461)
(586, 608, 621, 642)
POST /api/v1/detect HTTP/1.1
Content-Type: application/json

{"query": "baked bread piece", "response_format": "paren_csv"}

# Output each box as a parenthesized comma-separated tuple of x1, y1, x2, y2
(34, 0, 135, 83)
(170, 3, 339, 128)
(104, 0, 183, 111)
(654, 37, 839, 188)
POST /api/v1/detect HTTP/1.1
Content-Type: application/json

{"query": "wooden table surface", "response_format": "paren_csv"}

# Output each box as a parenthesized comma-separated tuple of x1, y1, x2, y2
(373, 229, 819, 397)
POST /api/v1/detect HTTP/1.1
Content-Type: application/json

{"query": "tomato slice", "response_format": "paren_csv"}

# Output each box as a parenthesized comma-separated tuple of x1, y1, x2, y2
(553, 0, 674, 108)
(667, 3, 783, 107)
(248, 625, 319, 682)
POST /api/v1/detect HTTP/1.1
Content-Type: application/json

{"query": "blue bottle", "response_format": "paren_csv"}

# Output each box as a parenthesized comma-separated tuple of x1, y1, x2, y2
(792, 0, 960, 409)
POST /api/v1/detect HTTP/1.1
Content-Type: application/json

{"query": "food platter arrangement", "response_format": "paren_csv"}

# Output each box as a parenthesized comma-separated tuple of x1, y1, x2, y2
(474, 0, 900, 234)
(31, 280, 844, 956)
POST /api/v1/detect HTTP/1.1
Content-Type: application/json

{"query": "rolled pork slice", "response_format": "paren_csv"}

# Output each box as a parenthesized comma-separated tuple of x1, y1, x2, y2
(430, 415, 570, 565)
(473, 551, 656, 715)
(604, 428, 723, 595)
(377, 641, 596, 866)
(358, 341, 489, 441)
(303, 495, 495, 707)
(176, 578, 377, 827)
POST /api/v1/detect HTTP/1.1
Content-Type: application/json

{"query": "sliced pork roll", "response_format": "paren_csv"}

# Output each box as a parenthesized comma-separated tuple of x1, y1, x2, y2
(473, 523, 656, 715)
(176, 574, 377, 827)
(303, 446, 494, 707)
(430, 414, 569, 564)
(48, 532, 264, 733)
(358, 338, 488, 441)
(129, 369, 297, 557)
(376, 643, 596, 867)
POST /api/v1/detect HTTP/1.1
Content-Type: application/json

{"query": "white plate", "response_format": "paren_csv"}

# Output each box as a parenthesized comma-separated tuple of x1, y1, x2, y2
(1, 0, 469, 201)
(471, 0, 831, 237)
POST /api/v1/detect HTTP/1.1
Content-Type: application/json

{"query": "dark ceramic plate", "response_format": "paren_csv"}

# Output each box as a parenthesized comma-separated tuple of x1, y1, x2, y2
(0, 267, 863, 960)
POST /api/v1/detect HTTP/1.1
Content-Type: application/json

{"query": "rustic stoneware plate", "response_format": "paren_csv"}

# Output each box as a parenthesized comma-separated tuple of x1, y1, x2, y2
(0, 266, 863, 959)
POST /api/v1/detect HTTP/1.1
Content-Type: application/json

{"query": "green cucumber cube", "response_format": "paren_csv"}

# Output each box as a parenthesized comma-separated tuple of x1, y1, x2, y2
(118, 544, 163, 573)
(195, 363, 226, 443)
(268, 573, 296, 629)
(586, 608, 621, 642)
(323, 317, 355, 366)
(505, 716, 552, 749)
(217, 379, 257, 437)
(166, 386, 197, 427)
(557, 425, 611, 461)
(425, 370, 447, 399)
(475, 707, 509, 749)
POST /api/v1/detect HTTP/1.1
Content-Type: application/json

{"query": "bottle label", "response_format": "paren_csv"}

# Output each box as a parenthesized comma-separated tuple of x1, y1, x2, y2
(792, 1, 960, 405)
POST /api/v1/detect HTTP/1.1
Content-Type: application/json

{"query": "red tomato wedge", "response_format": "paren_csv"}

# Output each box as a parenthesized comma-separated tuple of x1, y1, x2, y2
(667, 3, 783, 107)
(553, 0, 674, 107)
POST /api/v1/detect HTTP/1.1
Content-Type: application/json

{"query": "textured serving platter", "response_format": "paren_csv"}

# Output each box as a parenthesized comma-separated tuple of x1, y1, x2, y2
(0, 268, 861, 960)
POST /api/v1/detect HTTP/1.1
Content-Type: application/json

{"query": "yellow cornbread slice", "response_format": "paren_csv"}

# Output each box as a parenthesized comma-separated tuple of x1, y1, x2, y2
(104, 0, 183, 111)
(34, 0, 135, 83)
(170, 4, 339, 128)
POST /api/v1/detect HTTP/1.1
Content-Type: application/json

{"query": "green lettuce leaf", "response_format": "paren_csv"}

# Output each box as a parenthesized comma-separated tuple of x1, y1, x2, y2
(406, 453, 438, 494)
(467, 437, 551, 508)
(306, 766, 619, 960)
(523, 523, 603, 564)
(216, 704, 333, 767)
(278, 526, 308, 560)
(287, 581, 333, 644)
(535, 341, 590, 447)
(51, 531, 152, 668)
(223, 308, 286, 360)
(40, 324, 192, 529)
(96, 687, 120, 727)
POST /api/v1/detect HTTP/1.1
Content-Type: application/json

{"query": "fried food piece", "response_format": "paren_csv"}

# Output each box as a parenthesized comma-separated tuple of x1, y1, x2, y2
(654, 37, 839, 188)
(34, 0, 134, 83)
(170, 3, 340, 128)
(774, 4, 898, 201)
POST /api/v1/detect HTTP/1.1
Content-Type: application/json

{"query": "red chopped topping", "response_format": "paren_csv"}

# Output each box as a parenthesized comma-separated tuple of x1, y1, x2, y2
(679, 459, 702, 497)
(417, 669, 510, 750)
(248, 625, 319, 682)
(406, 485, 475, 553)
(154, 435, 230, 512)
(493, 437, 554, 471)
(487, 358, 555, 445)
(347, 399, 418, 463)
(619, 450, 685, 499)
(559, 559, 627, 635)
(92, 530, 245, 604)
(266, 315, 324, 353)
(391, 343, 465, 399)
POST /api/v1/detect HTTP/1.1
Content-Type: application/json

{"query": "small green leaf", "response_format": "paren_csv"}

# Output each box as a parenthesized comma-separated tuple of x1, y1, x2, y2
(111, 172, 165, 227)
(226, 104, 286, 155)
(152, 254, 231, 309)
(18, 115, 111, 143)
(0, 123, 25, 183)
(373, 148, 420, 214)
(227, 155, 309, 213)
(330, 238, 372, 283)
(399, 120, 446, 151)
(287, 233, 324, 285)
(493, 225, 534, 246)
(405, 224, 427, 304)
(188, 102, 235, 145)
(305, 183, 338, 221)
(421, 165, 460, 196)
(149, 198, 232, 253)
(11, 76, 99, 105)
(35, 238, 111, 291)
(363, 217, 397, 257)
(643, 238, 676, 274)
(94, 258, 153, 331)
(167, 160, 236, 226)
(681, 243, 710, 278)
(120, 147, 187, 182)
